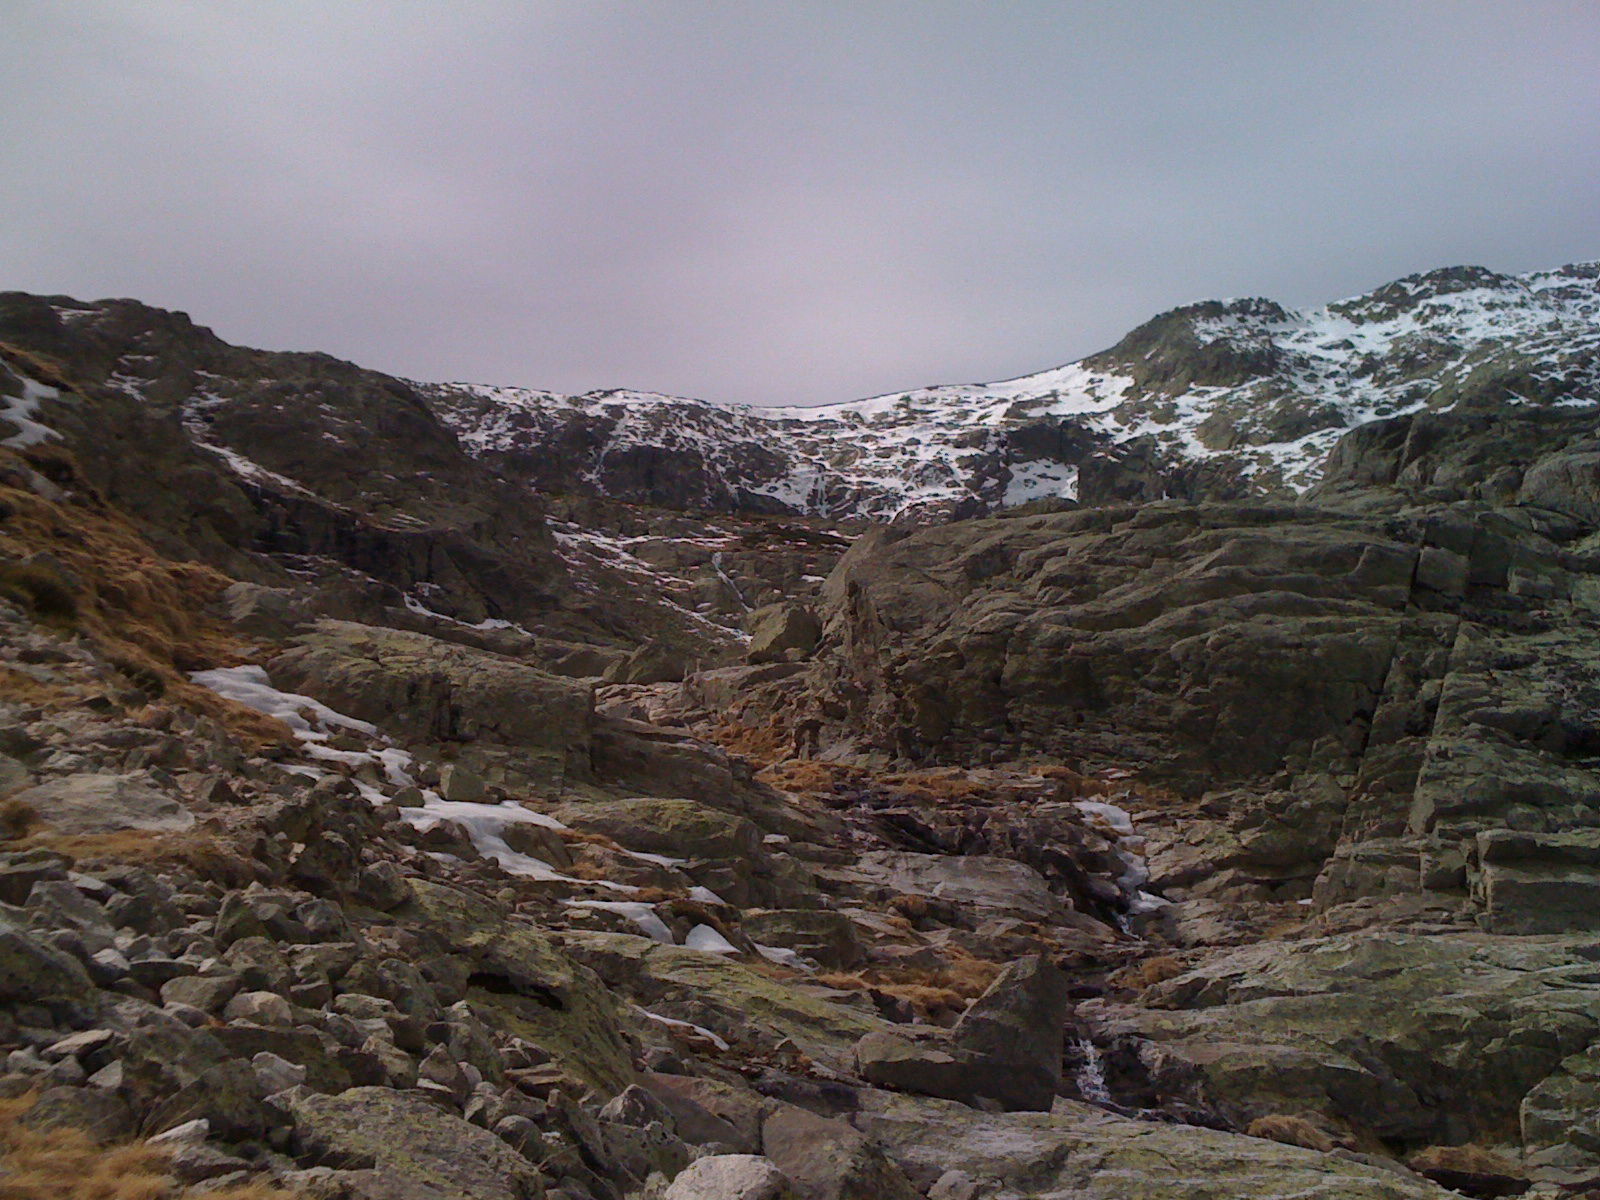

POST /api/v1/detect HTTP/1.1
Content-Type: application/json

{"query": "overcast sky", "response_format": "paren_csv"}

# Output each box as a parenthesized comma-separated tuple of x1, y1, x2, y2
(4, 2, 1597, 406)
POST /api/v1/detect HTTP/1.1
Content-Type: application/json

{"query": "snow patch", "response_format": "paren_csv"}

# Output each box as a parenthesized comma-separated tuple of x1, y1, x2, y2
(683, 924, 740, 955)
(564, 900, 674, 943)
(1, 377, 62, 449)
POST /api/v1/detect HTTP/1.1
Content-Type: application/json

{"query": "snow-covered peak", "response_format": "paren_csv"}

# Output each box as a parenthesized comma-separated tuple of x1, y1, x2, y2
(420, 262, 1600, 521)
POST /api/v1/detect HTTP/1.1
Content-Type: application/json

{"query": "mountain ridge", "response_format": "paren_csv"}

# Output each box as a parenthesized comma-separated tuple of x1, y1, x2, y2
(417, 260, 1600, 520)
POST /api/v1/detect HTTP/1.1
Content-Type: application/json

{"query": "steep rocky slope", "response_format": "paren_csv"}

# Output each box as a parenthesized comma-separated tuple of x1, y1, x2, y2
(0, 293, 856, 681)
(0, 268, 1598, 1199)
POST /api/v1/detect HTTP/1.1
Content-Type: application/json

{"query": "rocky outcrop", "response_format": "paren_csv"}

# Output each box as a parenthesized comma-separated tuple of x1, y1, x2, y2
(745, 603, 822, 664)
(664, 1155, 793, 1200)
(268, 620, 595, 788)
(1084, 931, 1600, 1147)
(800, 414, 1600, 932)
(807, 501, 1429, 780)
(10, 772, 194, 835)
(856, 955, 1070, 1111)
(856, 1090, 1456, 1199)
(279, 1085, 546, 1200)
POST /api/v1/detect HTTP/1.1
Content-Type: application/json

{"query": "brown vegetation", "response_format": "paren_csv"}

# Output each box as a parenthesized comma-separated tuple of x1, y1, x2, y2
(14, 829, 263, 886)
(1246, 1113, 1337, 1152)
(1115, 954, 1188, 990)
(709, 715, 791, 766)
(886, 893, 930, 921)
(879, 768, 999, 804)
(558, 828, 628, 853)
(756, 757, 870, 794)
(0, 344, 72, 391)
(0, 443, 290, 748)
(0, 1092, 300, 1200)
(1407, 1143, 1526, 1181)
(555, 860, 613, 882)
(0, 797, 40, 840)
(815, 946, 1002, 1019)
(0, 664, 75, 709)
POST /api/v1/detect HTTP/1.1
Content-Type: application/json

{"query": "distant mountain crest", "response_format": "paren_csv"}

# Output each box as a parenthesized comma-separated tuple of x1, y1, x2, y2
(419, 261, 1600, 519)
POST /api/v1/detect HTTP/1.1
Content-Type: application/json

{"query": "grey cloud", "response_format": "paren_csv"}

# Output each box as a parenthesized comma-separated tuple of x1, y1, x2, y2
(3, 0, 1597, 405)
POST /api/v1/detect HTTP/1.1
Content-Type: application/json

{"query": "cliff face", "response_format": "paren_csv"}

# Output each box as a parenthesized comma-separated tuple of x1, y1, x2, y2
(0, 268, 1598, 1198)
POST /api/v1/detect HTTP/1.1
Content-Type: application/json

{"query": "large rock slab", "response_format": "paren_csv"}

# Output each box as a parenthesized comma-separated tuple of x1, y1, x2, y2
(745, 603, 822, 665)
(1406, 622, 1600, 846)
(0, 910, 96, 1004)
(843, 851, 1066, 923)
(857, 955, 1069, 1112)
(560, 797, 763, 862)
(11, 772, 194, 835)
(855, 1090, 1455, 1199)
(1476, 829, 1600, 934)
(740, 909, 865, 969)
(1521, 1040, 1600, 1155)
(270, 620, 594, 786)
(1085, 931, 1600, 1145)
(761, 1104, 920, 1200)
(560, 930, 892, 1072)
(281, 1085, 544, 1200)
(808, 504, 1422, 784)
(664, 1155, 792, 1200)
(403, 881, 636, 1095)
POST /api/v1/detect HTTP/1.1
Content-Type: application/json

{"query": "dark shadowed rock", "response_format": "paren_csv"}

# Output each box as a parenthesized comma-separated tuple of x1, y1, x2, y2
(856, 956, 1069, 1112)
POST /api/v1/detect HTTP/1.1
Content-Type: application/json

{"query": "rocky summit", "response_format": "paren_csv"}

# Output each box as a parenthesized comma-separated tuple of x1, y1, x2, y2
(0, 263, 1597, 1200)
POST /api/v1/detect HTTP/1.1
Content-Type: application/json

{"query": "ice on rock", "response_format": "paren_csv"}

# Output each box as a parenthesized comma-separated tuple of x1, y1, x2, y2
(564, 900, 674, 943)
(684, 924, 740, 955)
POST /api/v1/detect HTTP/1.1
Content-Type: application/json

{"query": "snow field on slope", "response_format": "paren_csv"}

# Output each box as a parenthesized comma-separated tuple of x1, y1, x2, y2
(427, 264, 1600, 518)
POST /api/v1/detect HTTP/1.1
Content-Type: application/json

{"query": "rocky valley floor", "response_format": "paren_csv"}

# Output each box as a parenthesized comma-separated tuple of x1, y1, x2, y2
(3, 279, 1600, 1199)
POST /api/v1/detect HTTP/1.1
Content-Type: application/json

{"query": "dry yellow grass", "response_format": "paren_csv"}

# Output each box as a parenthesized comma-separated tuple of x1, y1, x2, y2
(555, 860, 613, 882)
(1407, 1143, 1525, 1179)
(0, 344, 73, 391)
(710, 715, 791, 767)
(0, 442, 290, 749)
(0, 1093, 302, 1200)
(876, 982, 969, 1020)
(623, 886, 687, 904)
(815, 971, 969, 1019)
(558, 828, 627, 853)
(0, 664, 75, 709)
(13, 829, 261, 886)
(1115, 954, 1188, 990)
(814, 946, 1002, 1019)
(878, 769, 999, 805)
(756, 757, 872, 794)
(937, 948, 1004, 997)
(1246, 1113, 1337, 1152)
(814, 970, 868, 992)
(886, 894, 930, 921)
